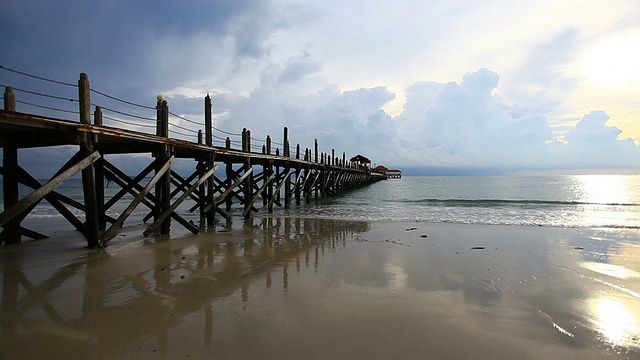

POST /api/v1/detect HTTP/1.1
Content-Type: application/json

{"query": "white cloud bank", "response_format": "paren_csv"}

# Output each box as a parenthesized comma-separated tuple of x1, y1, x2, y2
(206, 65, 639, 174)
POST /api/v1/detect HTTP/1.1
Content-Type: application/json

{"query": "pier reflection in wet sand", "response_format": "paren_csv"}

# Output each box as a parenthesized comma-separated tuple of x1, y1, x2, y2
(1, 218, 640, 359)
(0, 217, 368, 359)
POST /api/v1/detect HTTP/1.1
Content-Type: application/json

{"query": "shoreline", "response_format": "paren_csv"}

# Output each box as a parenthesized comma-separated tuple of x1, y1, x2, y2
(2, 218, 640, 359)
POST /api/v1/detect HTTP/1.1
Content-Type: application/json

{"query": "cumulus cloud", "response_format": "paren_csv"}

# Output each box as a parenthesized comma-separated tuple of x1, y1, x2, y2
(394, 69, 552, 169)
(558, 110, 640, 169)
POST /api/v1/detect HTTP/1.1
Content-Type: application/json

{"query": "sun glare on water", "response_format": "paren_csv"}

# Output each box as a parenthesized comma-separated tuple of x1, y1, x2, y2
(580, 34, 640, 89)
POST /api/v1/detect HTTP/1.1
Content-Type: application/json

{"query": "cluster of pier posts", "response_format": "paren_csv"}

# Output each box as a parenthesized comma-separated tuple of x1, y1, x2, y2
(0, 73, 386, 247)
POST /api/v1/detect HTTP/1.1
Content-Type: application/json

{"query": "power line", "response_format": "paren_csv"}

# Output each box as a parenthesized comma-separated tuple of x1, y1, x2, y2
(1, 84, 76, 102)
(168, 121, 199, 134)
(91, 88, 156, 110)
(169, 110, 202, 126)
(0, 65, 77, 87)
(168, 128, 196, 138)
(16, 99, 79, 115)
(212, 126, 242, 137)
(102, 114, 156, 129)
(96, 104, 156, 122)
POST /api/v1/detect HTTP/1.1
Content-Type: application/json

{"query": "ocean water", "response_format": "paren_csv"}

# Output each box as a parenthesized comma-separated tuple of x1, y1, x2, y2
(285, 175, 640, 230)
(2, 175, 640, 231)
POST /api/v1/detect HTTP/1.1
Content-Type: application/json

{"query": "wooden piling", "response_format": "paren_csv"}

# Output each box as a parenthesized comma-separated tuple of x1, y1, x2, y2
(79, 73, 100, 247)
(204, 95, 215, 226)
(1, 87, 20, 244)
(93, 106, 106, 232)
(243, 129, 252, 219)
(154, 99, 171, 235)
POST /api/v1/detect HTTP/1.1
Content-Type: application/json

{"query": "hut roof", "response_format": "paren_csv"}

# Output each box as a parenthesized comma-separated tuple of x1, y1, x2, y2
(350, 154, 371, 164)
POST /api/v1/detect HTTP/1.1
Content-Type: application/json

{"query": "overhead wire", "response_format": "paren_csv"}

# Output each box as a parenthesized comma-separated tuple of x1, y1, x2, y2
(16, 99, 79, 115)
(91, 88, 156, 110)
(102, 114, 156, 129)
(95, 104, 156, 122)
(0, 65, 78, 87)
(0, 84, 76, 102)
(1, 65, 305, 153)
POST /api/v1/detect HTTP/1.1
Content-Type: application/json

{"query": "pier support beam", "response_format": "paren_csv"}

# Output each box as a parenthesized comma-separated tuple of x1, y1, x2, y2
(79, 73, 100, 247)
(1, 145, 20, 244)
(155, 99, 172, 235)
(242, 129, 253, 219)
(1, 86, 20, 244)
(204, 95, 215, 226)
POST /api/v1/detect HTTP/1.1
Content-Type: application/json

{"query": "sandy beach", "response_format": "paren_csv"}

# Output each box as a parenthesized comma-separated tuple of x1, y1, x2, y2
(1, 217, 640, 359)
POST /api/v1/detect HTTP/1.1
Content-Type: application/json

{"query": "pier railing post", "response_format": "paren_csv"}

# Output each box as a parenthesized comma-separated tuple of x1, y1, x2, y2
(93, 106, 106, 232)
(4, 87, 16, 111)
(266, 136, 273, 209)
(314, 139, 318, 163)
(243, 129, 252, 218)
(242, 129, 247, 152)
(78, 73, 100, 247)
(283, 127, 289, 157)
(225, 137, 233, 212)
(203, 96, 215, 225)
(154, 98, 171, 234)
(79, 73, 91, 125)
(1, 87, 20, 244)
(205, 95, 212, 147)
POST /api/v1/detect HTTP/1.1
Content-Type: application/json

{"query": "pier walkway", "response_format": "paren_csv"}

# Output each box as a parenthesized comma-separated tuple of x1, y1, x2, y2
(0, 70, 385, 247)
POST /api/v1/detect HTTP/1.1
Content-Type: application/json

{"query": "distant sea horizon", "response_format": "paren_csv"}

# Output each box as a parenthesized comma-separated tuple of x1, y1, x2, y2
(1, 174, 640, 233)
(396, 167, 640, 177)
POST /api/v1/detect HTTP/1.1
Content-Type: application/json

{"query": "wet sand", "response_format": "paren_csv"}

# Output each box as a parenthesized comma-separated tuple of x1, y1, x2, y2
(1, 218, 640, 359)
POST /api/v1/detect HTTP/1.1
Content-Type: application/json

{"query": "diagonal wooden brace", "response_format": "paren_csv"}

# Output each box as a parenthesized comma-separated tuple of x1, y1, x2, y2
(0, 151, 100, 228)
(243, 172, 276, 218)
(99, 156, 175, 245)
(143, 164, 218, 237)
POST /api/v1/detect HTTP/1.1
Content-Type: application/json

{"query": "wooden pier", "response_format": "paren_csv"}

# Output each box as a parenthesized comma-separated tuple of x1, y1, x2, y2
(0, 71, 386, 247)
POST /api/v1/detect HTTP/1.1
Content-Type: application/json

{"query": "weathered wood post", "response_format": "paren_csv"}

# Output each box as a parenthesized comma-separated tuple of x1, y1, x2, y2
(4, 87, 15, 112)
(314, 139, 318, 163)
(275, 148, 281, 205)
(294, 144, 301, 205)
(2, 87, 20, 244)
(155, 97, 171, 234)
(265, 135, 273, 209)
(283, 127, 289, 157)
(242, 129, 252, 219)
(93, 106, 107, 232)
(205, 95, 212, 147)
(196, 129, 206, 226)
(204, 95, 215, 226)
(79, 73, 100, 247)
(284, 128, 291, 208)
(225, 137, 233, 212)
(314, 139, 319, 199)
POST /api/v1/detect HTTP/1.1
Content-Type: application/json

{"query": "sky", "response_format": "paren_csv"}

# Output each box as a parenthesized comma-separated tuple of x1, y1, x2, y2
(1, 0, 640, 176)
